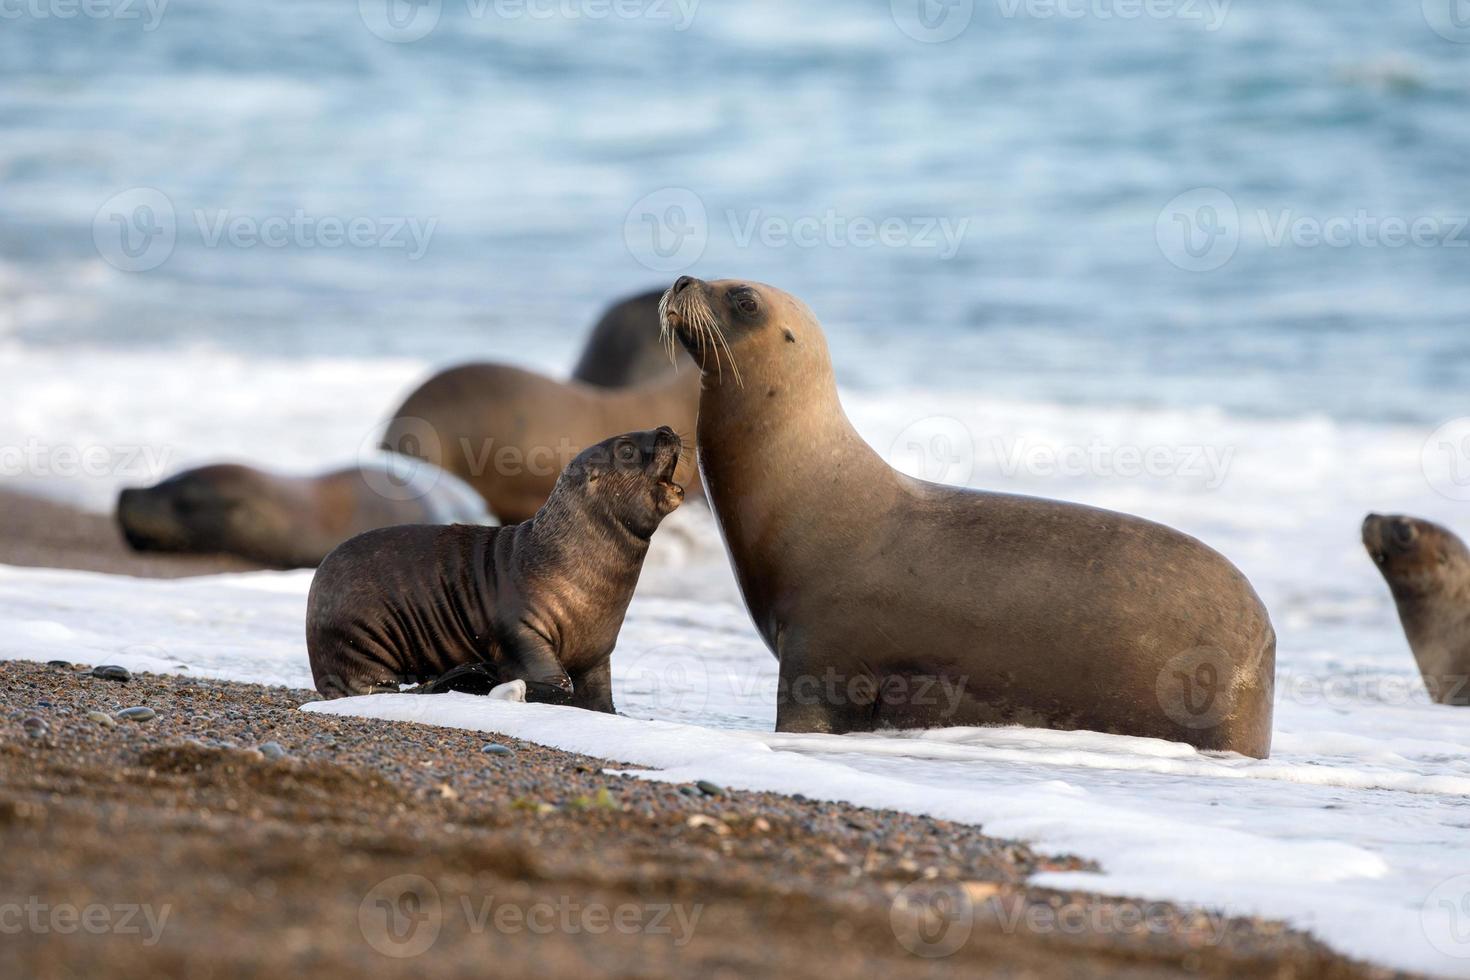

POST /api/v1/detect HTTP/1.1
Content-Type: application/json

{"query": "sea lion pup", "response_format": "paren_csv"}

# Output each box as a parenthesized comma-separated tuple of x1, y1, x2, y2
(661, 276, 1277, 757)
(306, 427, 685, 704)
(116, 458, 490, 569)
(1362, 513, 1470, 706)
(571, 288, 670, 387)
(381, 362, 698, 523)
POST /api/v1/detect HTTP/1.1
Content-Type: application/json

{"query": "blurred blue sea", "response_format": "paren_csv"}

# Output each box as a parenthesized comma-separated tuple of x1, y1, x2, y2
(0, 0, 1467, 422)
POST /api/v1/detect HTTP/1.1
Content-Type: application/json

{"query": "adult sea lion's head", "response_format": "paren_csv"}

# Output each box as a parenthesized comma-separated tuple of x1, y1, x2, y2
(116, 464, 290, 556)
(1362, 513, 1470, 599)
(557, 427, 685, 538)
(658, 277, 831, 392)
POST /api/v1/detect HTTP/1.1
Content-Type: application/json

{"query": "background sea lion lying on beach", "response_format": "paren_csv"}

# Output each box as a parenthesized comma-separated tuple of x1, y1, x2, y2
(306, 428, 684, 705)
(117, 458, 489, 569)
(380, 363, 697, 524)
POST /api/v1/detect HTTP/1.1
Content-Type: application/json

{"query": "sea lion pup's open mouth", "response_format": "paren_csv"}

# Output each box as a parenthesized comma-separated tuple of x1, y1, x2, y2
(659, 275, 742, 387)
(649, 425, 685, 500)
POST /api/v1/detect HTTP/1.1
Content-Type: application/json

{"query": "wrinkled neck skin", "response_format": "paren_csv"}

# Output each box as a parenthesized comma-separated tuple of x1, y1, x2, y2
(497, 484, 651, 662)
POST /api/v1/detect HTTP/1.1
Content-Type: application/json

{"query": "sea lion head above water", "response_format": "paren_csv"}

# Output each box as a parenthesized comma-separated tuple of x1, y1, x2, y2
(1362, 513, 1470, 600)
(548, 425, 686, 539)
(659, 276, 831, 391)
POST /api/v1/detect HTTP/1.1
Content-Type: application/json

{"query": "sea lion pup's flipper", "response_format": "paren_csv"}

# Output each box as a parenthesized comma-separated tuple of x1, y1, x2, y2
(501, 623, 575, 705)
(412, 663, 503, 696)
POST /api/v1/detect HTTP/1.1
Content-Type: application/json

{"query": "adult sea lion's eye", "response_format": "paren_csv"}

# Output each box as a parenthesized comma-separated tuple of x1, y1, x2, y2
(1393, 521, 1416, 546)
(731, 289, 759, 316)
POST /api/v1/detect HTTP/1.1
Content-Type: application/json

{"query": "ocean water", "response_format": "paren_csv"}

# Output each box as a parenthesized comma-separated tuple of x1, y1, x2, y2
(3, 0, 1470, 974)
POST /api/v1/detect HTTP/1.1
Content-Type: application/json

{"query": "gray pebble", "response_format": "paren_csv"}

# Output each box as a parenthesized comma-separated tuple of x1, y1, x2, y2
(679, 785, 698, 796)
(258, 741, 288, 760)
(116, 707, 156, 722)
(696, 780, 725, 797)
(92, 665, 132, 683)
(22, 717, 47, 739)
(46, 660, 71, 669)
(481, 743, 512, 756)
(86, 711, 117, 728)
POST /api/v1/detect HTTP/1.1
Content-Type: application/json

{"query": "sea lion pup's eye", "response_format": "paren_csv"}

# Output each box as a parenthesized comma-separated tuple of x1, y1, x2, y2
(729, 287, 760, 318)
(615, 441, 639, 465)
(1393, 521, 1418, 547)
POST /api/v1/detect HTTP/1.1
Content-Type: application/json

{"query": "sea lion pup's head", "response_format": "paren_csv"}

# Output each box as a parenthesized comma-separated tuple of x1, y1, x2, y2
(550, 427, 684, 538)
(658, 277, 831, 391)
(1362, 513, 1470, 599)
(117, 464, 288, 555)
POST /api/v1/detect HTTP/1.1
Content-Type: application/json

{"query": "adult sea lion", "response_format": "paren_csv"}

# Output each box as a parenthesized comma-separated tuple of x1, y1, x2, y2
(1362, 513, 1470, 706)
(571, 289, 670, 387)
(117, 458, 489, 569)
(381, 362, 698, 523)
(306, 428, 685, 704)
(661, 276, 1276, 757)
